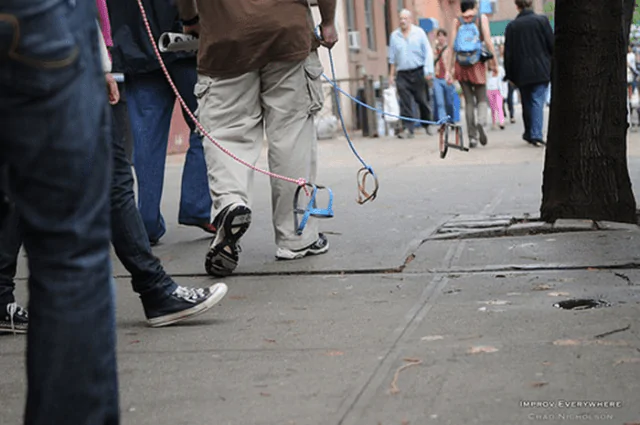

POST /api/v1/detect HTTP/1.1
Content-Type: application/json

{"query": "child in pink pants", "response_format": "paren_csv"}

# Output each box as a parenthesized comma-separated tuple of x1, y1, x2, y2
(486, 64, 506, 130)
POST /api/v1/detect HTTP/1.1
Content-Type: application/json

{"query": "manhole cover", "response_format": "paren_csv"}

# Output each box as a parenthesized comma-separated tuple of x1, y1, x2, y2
(553, 299, 611, 310)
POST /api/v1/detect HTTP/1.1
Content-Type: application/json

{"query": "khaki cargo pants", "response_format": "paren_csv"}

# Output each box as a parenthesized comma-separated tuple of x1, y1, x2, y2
(194, 51, 324, 251)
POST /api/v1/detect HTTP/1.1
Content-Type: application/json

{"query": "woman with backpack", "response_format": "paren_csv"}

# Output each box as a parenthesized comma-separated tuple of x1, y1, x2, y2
(445, 0, 499, 148)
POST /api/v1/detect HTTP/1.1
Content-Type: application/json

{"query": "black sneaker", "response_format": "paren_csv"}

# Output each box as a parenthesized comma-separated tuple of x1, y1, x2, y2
(205, 203, 252, 277)
(275, 233, 329, 260)
(0, 302, 28, 334)
(145, 283, 228, 328)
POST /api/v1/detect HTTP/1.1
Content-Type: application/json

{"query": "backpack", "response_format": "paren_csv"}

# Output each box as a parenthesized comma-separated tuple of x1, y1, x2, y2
(454, 15, 483, 67)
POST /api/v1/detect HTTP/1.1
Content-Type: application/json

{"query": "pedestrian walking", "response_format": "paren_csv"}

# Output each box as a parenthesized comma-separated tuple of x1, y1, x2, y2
(433, 28, 456, 123)
(173, 0, 337, 276)
(0, 0, 119, 422)
(504, 0, 554, 146)
(389, 8, 435, 138)
(445, 0, 499, 148)
(108, 0, 214, 245)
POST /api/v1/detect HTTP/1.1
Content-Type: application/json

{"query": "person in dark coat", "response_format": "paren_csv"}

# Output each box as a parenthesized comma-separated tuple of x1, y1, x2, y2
(107, 0, 214, 244)
(504, 0, 554, 146)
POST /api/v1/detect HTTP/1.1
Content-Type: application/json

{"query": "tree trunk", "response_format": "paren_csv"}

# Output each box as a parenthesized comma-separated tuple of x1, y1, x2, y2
(623, 0, 635, 46)
(541, 0, 637, 223)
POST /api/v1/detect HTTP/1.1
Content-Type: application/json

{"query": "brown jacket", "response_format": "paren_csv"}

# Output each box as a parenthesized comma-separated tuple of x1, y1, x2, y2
(176, 0, 313, 78)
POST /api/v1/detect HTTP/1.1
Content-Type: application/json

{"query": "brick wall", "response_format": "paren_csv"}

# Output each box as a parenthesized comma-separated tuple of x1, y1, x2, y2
(168, 100, 190, 155)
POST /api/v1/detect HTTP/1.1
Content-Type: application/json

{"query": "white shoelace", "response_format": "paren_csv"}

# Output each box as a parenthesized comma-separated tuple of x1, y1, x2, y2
(174, 286, 207, 302)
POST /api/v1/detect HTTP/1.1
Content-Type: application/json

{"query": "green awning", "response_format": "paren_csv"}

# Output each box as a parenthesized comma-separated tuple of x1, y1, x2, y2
(489, 20, 511, 37)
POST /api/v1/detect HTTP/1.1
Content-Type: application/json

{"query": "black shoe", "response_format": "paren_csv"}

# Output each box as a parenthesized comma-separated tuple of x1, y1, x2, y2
(532, 139, 546, 146)
(145, 283, 228, 327)
(0, 302, 28, 334)
(397, 129, 415, 139)
(205, 203, 252, 277)
(477, 124, 488, 145)
(425, 126, 433, 136)
(469, 138, 478, 148)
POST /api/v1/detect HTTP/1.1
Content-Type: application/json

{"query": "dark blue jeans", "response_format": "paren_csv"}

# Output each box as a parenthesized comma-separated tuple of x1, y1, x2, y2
(110, 90, 178, 303)
(0, 1, 119, 424)
(125, 59, 211, 242)
(519, 82, 549, 142)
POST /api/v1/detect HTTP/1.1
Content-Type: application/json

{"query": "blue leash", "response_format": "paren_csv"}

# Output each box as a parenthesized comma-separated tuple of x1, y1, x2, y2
(294, 183, 334, 236)
(321, 71, 452, 127)
(326, 47, 374, 175)
(318, 28, 381, 204)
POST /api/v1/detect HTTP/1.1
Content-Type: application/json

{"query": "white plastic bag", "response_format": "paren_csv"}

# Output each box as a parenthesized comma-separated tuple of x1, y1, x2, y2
(383, 86, 400, 123)
(316, 115, 338, 140)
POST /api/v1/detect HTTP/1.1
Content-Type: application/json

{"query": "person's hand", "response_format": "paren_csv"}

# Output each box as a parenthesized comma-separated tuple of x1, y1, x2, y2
(318, 22, 338, 49)
(425, 73, 433, 87)
(492, 67, 498, 77)
(183, 22, 200, 37)
(105, 73, 120, 105)
(389, 75, 395, 87)
(446, 70, 455, 85)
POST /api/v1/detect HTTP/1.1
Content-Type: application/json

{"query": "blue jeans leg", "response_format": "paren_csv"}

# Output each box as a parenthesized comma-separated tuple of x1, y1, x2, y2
(445, 83, 456, 121)
(126, 70, 174, 243)
(527, 83, 548, 141)
(110, 104, 178, 302)
(433, 78, 448, 122)
(170, 59, 212, 225)
(0, 1, 119, 423)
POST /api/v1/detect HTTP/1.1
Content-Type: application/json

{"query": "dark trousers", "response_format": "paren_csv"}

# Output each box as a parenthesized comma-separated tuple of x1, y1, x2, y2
(396, 68, 432, 133)
(112, 82, 134, 162)
(125, 59, 212, 243)
(503, 83, 516, 119)
(0, 0, 119, 423)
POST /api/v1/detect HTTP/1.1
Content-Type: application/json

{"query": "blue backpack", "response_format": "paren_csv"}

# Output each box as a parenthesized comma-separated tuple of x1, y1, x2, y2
(454, 15, 483, 67)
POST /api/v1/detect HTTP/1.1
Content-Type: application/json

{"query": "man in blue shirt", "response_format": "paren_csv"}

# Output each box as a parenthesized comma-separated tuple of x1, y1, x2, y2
(389, 9, 435, 138)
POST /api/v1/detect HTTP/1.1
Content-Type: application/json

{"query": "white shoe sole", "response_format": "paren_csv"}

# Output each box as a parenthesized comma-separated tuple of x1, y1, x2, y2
(147, 283, 228, 328)
(205, 204, 251, 277)
(275, 242, 329, 260)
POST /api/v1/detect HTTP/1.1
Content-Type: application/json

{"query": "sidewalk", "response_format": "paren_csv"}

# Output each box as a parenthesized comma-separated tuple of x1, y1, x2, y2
(2, 117, 640, 424)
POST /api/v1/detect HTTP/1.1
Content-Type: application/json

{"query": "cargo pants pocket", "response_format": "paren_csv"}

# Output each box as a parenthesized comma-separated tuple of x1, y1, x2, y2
(304, 51, 324, 115)
(193, 76, 211, 137)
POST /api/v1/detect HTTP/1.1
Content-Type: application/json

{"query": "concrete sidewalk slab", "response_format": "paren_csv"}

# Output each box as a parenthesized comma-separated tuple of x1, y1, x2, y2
(407, 230, 640, 273)
(337, 271, 640, 425)
(1, 274, 429, 425)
